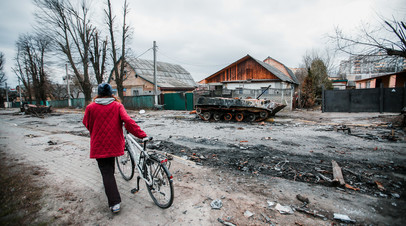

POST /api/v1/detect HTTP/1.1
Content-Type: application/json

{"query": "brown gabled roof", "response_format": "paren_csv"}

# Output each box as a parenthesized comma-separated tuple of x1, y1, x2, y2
(200, 54, 298, 84)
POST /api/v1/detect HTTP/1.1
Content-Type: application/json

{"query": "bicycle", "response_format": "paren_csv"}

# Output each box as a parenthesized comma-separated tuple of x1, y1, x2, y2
(116, 127, 174, 208)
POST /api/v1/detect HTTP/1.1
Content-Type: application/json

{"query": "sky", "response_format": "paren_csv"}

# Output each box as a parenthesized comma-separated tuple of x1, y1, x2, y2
(0, 0, 405, 87)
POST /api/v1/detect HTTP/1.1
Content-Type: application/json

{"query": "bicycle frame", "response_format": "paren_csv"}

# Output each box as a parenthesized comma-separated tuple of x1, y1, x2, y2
(124, 131, 153, 186)
(121, 127, 174, 208)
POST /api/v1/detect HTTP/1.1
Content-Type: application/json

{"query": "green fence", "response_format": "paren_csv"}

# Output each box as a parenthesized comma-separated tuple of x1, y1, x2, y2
(163, 93, 194, 110)
(12, 93, 193, 110)
(47, 98, 85, 108)
(48, 99, 69, 108)
(123, 95, 154, 109)
(71, 98, 86, 108)
(11, 101, 46, 108)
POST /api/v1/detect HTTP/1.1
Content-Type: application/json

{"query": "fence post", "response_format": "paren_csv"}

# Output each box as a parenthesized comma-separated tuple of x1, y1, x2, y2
(322, 85, 325, 113)
(403, 82, 406, 110)
(348, 89, 352, 113)
(290, 85, 294, 111)
(379, 83, 383, 113)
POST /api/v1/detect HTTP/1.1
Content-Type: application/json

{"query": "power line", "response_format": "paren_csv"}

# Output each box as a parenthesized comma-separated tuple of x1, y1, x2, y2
(135, 48, 153, 59)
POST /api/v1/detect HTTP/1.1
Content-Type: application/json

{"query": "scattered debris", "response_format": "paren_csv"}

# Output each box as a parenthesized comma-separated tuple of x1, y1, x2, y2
(217, 218, 236, 226)
(21, 104, 52, 117)
(333, 213, 356, 223)
(345, 184, 360, 191)
(47, 140, 57, 145)
(210, 199, 223, 209)
(275, 203, 294, 214)
(244, 210, 254, 218)
(267, 201, 276, 208)
(318, 173, 332, 183)
(392, 193, 400, 198)
(25, 134, 37, 138)
(336, 125, 351, 134)
(375, 181, 386, 191)
(261, 213, 271, 223)
(296, 194, 309, 204)
(331, 160, 345, 186)
(295, 207, 326, 220)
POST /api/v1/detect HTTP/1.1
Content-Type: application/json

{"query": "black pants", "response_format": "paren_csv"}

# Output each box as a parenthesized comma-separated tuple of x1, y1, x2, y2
(96, 157, 121, 207)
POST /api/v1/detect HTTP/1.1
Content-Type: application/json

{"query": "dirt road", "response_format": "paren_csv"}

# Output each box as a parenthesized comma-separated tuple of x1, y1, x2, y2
(0, 108, 405, 225)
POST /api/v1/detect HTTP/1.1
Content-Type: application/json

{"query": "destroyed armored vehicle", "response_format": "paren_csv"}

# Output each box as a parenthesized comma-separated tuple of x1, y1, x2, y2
(195, 96, 286, 122)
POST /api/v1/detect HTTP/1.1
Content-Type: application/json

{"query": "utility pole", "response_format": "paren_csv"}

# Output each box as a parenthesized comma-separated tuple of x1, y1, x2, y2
(66, 64, 71, 107)
(5, 82, 9, 108)
(18, 78, 22, 107)
(153, 41, 158, 106)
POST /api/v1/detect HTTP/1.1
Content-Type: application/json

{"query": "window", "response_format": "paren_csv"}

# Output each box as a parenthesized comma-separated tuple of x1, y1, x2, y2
(260, 87, 269, 95)
(236, 88, 243, 94)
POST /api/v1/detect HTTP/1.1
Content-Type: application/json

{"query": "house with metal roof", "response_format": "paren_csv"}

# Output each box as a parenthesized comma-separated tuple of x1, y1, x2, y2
(199, 55, 299, 91)
(108, 58, 197, 96)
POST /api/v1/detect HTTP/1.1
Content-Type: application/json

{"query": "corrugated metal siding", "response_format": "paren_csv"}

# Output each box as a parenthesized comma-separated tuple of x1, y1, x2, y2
(122, 95, 154, 109)
(163, 93, 194, 110)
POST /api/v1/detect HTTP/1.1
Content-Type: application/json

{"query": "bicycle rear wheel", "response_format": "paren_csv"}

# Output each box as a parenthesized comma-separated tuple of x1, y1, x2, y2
(116, 146, 135, 181)
(145, 159, 174, 208)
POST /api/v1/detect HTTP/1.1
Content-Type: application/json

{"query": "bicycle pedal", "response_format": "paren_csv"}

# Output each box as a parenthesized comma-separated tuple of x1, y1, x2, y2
(130, 188, 139, 194)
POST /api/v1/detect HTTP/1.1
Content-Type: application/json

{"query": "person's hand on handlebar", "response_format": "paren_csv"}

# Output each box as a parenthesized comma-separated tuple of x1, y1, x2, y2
(142, 137, 153, 142)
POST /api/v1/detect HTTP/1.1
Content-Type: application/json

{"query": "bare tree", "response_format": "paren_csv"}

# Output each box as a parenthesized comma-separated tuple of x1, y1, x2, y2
(0, 52, 6, 86)
(105, 0, 131, 101)
(331, 17, 406, 58)
(13, 46, 33, 102)
(13, 33, 50, 105)
(0, 52, 7, 107)
(34, 0, 99, 105)
(89, 30, 108, 84)
(48, 81, 68, 100)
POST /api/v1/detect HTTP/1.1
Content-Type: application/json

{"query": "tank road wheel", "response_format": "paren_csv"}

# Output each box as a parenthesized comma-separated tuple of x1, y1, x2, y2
(247, 113, 256, 122)
(235, 112, 244, 122)
(259, 111, 268, 119)
(224, 113, 233, 121)
(196, 107, 202, 114)
(213, 112, 222, 121)
(202, 112, 211, 121)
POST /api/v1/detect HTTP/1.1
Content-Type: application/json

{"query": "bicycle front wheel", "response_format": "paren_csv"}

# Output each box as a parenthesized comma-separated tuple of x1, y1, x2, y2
(116, 148, 135, 181)
(145, 160, 174, 208)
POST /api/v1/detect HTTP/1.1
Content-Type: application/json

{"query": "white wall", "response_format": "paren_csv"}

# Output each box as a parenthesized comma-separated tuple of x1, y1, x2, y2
(224, 82, 290, 90)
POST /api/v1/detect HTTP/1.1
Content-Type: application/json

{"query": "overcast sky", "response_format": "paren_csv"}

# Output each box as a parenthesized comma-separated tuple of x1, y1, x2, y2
(1, 0, 405, 87)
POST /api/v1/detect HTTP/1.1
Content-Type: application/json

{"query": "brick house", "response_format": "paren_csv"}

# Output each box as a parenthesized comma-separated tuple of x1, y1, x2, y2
(355, 71, 406, 89)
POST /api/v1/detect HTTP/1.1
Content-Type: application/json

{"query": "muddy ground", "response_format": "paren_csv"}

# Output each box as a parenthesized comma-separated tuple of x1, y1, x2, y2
(0, 108, 405, 225)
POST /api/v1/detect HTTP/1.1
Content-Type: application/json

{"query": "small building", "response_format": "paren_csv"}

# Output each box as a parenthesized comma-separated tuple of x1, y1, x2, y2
(108, 58, 197, 96)
(331, 79, 348, 90)
(199, 55, 299, 91)
(355, 71, 406, 89)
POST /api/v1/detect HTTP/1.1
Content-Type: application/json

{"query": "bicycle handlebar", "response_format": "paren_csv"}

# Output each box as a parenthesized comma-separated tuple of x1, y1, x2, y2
(142, 137, 153, 142)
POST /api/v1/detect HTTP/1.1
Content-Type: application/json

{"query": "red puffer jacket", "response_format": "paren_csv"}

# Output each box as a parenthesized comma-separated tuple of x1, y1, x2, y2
(82, 100, 147, 159)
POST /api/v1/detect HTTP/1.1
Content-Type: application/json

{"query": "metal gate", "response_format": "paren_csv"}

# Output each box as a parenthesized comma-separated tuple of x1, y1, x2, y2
(162, 93, 194, 110)
(323, 87, 406, 113)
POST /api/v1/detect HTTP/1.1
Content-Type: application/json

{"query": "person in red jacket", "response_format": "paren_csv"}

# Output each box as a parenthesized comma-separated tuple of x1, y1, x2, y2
(83, 83, 147, 213)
